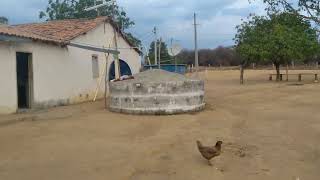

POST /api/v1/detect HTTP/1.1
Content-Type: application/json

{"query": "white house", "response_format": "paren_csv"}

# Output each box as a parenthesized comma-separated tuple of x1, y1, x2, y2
(0, 17, 141, 114)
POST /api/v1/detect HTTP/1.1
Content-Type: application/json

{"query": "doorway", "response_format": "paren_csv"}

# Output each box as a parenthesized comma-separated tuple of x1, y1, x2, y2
(109, 59, 132, 81)
(16, 52, 33, 109)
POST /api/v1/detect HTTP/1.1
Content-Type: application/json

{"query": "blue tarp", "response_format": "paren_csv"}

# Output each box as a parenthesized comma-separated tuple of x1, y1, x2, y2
(109, 60, 132, 81)
(144, 64, 187, 74)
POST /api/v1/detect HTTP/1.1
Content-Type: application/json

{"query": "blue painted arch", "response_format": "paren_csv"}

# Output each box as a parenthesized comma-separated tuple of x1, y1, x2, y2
(109, 59, 132, 81)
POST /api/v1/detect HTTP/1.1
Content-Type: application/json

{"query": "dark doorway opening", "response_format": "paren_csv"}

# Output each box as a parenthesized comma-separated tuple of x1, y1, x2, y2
(16, 52, 33, 109)
(109, 59, 132, 81)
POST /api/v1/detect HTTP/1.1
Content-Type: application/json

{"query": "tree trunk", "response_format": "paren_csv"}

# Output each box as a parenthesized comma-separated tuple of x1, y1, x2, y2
(240, 64, 244, 85)
(275, 63, 281, 81)
(286, 64, 289, 81)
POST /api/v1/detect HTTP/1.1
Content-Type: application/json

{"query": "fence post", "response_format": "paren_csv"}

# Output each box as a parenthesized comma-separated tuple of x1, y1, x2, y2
(298, 74, 302, 82)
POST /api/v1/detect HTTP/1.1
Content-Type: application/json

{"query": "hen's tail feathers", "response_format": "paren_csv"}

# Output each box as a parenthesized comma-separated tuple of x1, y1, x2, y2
(196, 140, 203, 149)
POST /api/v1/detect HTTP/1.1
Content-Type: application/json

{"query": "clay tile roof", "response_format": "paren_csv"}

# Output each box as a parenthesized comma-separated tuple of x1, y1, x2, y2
(0, 17, 140, 53)
(0, 25, 55, 43)
(0, 17, 108, 45)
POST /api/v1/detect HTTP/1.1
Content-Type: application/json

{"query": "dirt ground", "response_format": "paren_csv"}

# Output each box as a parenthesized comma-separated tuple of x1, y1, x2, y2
(1, 70, 320, 180)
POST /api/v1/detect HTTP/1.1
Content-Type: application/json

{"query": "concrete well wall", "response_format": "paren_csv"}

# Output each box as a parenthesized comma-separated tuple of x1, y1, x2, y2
(109, 70, 205, 115)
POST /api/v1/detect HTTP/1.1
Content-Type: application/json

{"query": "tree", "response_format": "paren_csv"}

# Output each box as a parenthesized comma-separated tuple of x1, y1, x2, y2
(176, 47, 241, 67)
(124, 32, 141, 48)
(0, 16, 8, 24)
(148, 40, 171, 65)
(259, 0, 320, 25)
(212, 46, 240, 66)
(176, 49, 194, 65)
(235, 13, 319, 83)
(40, 0, 141, 47)
(235, 15, 266, 84)
(267, 13, 318, 80)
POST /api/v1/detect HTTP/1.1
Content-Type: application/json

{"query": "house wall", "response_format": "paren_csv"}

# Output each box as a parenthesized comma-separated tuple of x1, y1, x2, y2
(0, 22, 141, 114)
(0, 43, 17, 114)
(71, 23, 141, 77)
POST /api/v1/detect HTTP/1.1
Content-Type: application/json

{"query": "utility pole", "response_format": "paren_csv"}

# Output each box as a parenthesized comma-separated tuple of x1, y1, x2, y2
(153, 27, 157, 66)
(112, 0, 121, 79)
(194, 13, 199, 73)
(158, 37, 162, 69)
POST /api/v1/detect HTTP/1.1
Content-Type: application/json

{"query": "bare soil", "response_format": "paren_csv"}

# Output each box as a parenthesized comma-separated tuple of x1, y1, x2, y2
(1, 70, 320, 180)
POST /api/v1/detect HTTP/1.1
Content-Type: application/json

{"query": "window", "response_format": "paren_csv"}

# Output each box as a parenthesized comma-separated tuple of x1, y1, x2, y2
(92, 55, 99, 79)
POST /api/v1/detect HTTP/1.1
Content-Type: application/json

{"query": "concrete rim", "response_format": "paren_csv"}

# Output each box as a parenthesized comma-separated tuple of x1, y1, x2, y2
(109, 103, 206, 115)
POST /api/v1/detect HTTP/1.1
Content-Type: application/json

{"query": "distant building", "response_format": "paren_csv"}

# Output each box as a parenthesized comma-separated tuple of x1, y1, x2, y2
(0, 17, 141, 114)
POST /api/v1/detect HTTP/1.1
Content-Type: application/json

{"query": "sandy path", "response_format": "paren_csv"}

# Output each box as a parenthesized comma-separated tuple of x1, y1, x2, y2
(0, 70, 320, 180)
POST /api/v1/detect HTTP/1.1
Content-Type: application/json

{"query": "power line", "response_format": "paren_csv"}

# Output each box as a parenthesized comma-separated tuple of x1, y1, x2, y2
(140, 32, 154, 42)
(131, 31, 154, 40)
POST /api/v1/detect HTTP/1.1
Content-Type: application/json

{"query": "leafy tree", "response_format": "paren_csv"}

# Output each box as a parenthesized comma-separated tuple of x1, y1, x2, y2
(124, 32, 141, 47)
(176, 49, 194, 65)
(212, 46, 240, 66)
(0, 16, 8, 24)
(234, 15, 266, 84)
(176, 47, 241, 67)
(40, 0, 140, 47)
(235, 13, 319, 83)
(257, 0, 320, 26)
(148, 40, 171, 65)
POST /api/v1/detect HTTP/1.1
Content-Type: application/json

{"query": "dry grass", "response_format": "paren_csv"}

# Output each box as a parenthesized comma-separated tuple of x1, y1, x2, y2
(0, 70, 320, 180)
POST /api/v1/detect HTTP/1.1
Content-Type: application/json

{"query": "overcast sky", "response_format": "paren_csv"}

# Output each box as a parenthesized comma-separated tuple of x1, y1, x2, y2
(0, 0, 265, 49)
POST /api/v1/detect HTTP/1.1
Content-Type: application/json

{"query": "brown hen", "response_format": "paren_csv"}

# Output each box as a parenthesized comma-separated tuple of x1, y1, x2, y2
(197, 140, 223, 166)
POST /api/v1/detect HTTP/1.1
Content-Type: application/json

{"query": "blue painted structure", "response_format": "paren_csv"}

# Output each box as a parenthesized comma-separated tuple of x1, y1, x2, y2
(144, 64, 187, 74)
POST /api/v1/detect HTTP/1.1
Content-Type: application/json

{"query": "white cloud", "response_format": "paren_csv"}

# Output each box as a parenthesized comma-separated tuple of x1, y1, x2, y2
(0, 0, 266, 49)
(118, 0, 265, 48)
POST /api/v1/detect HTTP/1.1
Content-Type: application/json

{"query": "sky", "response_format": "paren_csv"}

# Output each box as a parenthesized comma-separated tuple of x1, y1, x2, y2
(0, 0, 266, 49)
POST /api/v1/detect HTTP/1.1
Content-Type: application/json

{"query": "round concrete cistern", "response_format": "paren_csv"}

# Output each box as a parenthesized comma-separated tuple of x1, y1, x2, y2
(108, 69, 205, 115)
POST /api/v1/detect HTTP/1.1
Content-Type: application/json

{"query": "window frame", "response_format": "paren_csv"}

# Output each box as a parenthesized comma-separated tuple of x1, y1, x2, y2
(91, 54, 99, 79)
